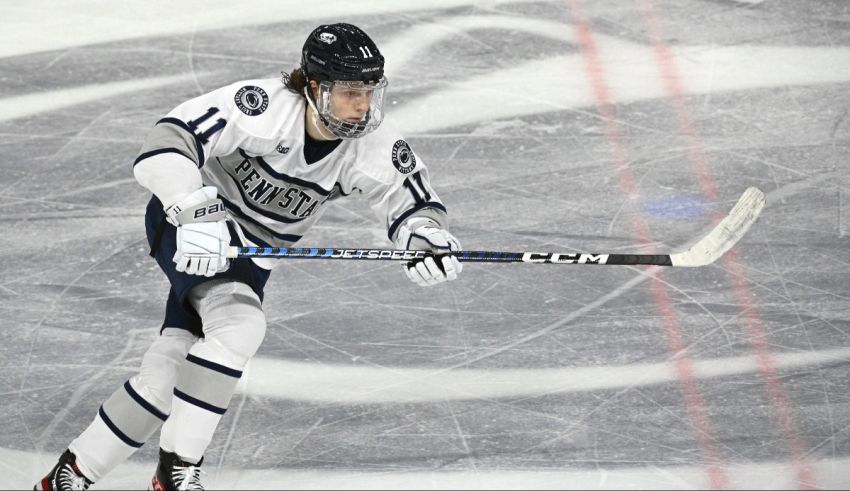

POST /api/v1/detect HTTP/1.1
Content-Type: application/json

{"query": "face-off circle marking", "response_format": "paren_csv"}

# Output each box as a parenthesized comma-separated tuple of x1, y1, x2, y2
(392, 139, 416, 174)
(234, 86, 269, 116)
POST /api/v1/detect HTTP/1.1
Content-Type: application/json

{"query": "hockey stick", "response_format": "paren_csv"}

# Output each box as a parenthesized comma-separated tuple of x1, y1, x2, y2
(225, 187, 765, 267)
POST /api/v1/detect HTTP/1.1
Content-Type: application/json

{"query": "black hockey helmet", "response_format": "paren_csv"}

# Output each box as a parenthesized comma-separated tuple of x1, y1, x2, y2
(301, 23, 385, 83)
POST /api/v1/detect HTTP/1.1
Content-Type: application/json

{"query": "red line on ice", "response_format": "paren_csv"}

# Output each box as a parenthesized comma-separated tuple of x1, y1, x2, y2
(566, 1, 730, 488)
(636, 0, 815, 488)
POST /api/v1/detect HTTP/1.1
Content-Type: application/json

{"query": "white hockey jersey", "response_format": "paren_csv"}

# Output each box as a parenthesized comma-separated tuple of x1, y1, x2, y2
(133, 78, 448, 269)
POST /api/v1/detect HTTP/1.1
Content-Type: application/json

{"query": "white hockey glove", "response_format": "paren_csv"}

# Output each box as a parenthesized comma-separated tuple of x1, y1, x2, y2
(165, 186, 231, 277)
(395, 218, 462, 287)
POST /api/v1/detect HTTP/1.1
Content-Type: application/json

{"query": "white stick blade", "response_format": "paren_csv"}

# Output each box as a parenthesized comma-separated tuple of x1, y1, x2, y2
(671, 187, 766, 267)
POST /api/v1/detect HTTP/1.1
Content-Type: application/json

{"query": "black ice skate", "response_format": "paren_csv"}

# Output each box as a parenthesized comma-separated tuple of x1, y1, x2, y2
(150, 448, 204, 491)
(34, 449, 93, 491)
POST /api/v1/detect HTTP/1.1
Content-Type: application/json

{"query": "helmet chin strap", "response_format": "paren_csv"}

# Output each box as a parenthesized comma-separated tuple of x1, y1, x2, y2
(303, 86, 339, 141)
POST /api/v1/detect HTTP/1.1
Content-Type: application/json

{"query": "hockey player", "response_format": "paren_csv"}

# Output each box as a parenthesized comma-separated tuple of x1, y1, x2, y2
(35, 23, 461, 491)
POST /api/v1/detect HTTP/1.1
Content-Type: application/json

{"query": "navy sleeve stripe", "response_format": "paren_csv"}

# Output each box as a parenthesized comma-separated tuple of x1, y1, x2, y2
(387, 201, 448, 241)
(123, 381, 168, 421)
(173, 388, 227, 415)
(98, 406, 144, 448)
(133, 147, 196, 167)
(156, 117, 206, 167)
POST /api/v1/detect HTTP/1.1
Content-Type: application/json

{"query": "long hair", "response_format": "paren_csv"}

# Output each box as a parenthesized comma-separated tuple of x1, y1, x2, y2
(282, 67, 309, 96)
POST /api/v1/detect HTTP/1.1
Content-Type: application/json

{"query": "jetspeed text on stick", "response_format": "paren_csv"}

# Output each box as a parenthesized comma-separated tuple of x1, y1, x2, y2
(330, 249, 426, 260)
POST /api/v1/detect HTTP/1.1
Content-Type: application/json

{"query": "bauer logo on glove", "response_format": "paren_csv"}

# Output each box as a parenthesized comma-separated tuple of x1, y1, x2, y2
(193, 202, 226, 220)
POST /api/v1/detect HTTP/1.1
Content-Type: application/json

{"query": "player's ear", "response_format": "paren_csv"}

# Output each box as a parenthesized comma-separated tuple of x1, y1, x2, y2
(308, 80, 320, 100)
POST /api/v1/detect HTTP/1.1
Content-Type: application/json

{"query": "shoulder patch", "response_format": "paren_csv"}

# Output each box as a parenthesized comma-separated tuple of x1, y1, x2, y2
(391, 139, 416, 174)
(234, 85, 269, 116)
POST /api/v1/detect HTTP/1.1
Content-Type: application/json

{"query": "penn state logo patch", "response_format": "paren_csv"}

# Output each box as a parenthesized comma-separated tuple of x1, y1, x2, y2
(234, 86, 269, 116)
(391, 139, 416, 174)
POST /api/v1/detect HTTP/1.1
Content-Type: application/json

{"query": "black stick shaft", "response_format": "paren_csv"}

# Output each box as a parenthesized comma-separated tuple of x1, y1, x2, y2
(228, 247, 673, 266)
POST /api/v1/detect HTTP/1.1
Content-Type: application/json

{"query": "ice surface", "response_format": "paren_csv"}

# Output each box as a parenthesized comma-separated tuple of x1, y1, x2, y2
(2, 0, 849, 489)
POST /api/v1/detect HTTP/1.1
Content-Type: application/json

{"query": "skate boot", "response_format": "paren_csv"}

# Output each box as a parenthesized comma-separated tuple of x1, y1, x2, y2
(34, 449, 93, 490)
(150, 448, 204, 490)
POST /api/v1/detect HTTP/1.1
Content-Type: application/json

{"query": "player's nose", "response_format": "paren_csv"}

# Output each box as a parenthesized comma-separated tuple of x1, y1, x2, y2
(354, 99, 369, 113)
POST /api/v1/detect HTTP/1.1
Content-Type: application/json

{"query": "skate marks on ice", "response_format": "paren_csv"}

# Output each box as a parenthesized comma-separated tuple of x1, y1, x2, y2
(0, 73, 210, 123)
(2, 13, 850, 129)
(385, 15, 850, 132)
(3, 1, 849, 490)
(3, 446, 849, 490)
(0, 0, 545, 58)
(7, 340, 850, 490)
(234, 346, 850, 404)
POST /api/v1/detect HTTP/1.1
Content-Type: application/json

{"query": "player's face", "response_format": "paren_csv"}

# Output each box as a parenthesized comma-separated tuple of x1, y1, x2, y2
(307, 78, 388, 139)
(328, 81, 378, 123)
